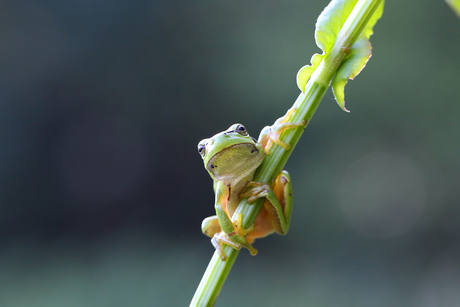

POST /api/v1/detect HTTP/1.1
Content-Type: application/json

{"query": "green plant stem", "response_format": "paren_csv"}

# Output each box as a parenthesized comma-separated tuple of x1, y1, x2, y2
(190, 0, 383, 306)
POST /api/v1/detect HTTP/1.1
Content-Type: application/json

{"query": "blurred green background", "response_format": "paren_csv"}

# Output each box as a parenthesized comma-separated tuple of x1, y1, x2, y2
(1, 1, 459, 306)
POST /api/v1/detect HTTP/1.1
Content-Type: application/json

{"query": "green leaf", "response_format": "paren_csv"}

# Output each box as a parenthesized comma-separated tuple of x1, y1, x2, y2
(360, 0, 384, 40)
(297, 0, 384, 111)
(332, 37, 371, 112)
(297, 0, 357, 92)
(315, 0, 356, 54)
(296, 53, 323, 92)
(332, 0, 383, 111)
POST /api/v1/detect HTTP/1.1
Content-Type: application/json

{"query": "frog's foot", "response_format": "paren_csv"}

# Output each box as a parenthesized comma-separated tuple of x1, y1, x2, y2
(211, 232, 241, 260)
(241, 182, 270, 204)
(211, 213, 258, 260)
(263, 108, 307, 155)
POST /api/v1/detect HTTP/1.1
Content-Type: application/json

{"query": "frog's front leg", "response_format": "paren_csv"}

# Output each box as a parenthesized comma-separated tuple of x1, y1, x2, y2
(210, 181, 258, 260)
(241, 170, 293, 235)
(259, 108, 307, 155)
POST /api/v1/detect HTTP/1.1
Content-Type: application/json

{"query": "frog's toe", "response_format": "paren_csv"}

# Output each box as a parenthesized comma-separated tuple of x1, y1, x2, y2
(212, 232, 242, 261)
(241, 182, 270, 203)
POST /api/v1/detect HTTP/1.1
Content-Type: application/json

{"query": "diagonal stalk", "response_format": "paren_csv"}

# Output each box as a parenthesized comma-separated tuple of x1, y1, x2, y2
(190, 0, 383, 305)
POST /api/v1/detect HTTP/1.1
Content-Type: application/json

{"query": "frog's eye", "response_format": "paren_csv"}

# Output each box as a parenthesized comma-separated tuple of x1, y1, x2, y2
(198, 144, 206, 157)
(235, 125, 248, 136)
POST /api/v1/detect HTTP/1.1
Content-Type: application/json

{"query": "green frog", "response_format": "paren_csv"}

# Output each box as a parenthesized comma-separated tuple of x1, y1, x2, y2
(197, 109, 305, 260)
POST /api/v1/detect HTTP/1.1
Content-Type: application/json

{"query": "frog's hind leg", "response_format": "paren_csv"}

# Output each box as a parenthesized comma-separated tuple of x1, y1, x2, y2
(210, 213, 258, 260)
(241, 171, 293, 236)
(202, 216, 236, 260)
(203, 214, 258, 260)
(201, 215, 221, 238)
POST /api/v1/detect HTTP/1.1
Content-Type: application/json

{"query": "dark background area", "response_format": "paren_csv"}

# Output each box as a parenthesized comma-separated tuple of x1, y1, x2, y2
(1, 1, 459, 306)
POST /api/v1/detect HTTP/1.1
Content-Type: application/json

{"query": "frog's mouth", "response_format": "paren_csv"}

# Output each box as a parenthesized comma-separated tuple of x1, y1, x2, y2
(207, 143, 259, 171)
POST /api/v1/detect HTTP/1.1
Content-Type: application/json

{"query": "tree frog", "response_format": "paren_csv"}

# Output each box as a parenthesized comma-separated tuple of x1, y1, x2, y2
(197, 108, 305, 260)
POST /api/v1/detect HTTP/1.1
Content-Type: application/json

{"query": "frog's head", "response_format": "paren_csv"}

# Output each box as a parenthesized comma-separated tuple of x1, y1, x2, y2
(197, 124, 264, 180)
